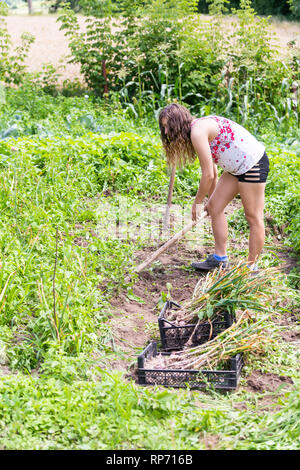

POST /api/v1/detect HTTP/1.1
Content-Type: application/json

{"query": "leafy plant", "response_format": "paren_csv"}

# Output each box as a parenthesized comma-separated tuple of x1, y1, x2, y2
(0, 90, 297, 450)
(57, 0, 299, 131)
(0, 2, 35, 85)
(289, 0, 300, 18)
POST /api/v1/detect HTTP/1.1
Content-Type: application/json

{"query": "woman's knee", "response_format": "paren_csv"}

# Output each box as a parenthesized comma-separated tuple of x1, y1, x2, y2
(206, 199, 224, 217)
(244, 212, 264, 228)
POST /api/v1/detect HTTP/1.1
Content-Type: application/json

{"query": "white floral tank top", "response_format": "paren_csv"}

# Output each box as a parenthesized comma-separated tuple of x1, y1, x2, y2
(191, 116, 265, 175)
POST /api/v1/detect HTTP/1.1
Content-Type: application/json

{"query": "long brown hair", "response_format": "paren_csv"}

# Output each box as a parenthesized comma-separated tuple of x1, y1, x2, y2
(158, 103, 196, 168)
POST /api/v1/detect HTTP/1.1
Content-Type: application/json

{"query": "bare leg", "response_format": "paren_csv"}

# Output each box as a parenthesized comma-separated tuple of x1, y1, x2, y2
(238, 182, 266, 264)
(206, 172, 239, 256)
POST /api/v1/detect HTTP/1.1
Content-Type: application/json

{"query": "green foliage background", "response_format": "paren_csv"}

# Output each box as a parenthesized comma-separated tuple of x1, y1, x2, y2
(0, 0, 299, 451)
(45, 0, 300, 18)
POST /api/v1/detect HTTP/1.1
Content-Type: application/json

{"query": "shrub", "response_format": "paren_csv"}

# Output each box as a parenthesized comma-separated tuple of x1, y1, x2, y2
(58, 0, 298, 130)
(0, 2, 35, 85)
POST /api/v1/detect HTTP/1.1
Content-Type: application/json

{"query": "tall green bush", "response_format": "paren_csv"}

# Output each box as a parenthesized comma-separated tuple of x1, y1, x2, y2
(58, 0, 298, 129)
(219, 0, 297, 127)
(198, 0, 292, 17)
(289, 0, 300, 18)
(58, 0, 199, 101)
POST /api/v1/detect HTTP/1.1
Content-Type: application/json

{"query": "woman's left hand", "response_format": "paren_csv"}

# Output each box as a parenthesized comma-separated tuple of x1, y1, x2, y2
(192, 200, 202, 221)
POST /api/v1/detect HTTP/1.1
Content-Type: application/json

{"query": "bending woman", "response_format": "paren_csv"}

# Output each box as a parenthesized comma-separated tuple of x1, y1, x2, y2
(159, 103, 269, 272)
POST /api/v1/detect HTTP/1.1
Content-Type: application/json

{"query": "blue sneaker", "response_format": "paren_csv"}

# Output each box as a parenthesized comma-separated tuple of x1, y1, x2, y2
(191, 254, 229, 271)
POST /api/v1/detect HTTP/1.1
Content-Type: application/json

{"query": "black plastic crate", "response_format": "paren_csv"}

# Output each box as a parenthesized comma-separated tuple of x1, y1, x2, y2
(138, 341, 243, 391)
(158, 300, 235, 351)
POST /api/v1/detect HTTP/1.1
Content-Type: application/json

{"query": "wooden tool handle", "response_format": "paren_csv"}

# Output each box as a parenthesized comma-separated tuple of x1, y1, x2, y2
(162, 165, 176, 231)
(134, 211, 207, 274)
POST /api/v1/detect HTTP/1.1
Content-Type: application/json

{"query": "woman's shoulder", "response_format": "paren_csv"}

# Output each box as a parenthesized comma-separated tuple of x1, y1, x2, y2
(191, 116, 219, 131)
(190, 116, 219, 141)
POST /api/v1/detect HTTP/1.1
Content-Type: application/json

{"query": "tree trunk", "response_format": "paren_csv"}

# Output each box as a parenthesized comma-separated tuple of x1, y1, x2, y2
(27, 0, 33, 14)
(102, 60, 109, 97)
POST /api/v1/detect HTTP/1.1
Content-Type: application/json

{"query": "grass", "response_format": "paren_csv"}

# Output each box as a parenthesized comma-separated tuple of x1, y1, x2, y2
(0, 85, 299, 450)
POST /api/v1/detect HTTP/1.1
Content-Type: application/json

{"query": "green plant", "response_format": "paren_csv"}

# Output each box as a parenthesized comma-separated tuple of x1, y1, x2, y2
(56, 0, 298, 130)
(154, 311, 274, 370)
(0, 88, 298, 451)
(265, 143, 300, 252)
(168, 264, 273, 324)
(58, 1, 124, 97)
(0, 2, 34, 85)
(289, 0, 300, 18)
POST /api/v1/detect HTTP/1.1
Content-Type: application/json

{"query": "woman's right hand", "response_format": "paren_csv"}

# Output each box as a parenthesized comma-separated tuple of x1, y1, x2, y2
(204, 202, 210, 216)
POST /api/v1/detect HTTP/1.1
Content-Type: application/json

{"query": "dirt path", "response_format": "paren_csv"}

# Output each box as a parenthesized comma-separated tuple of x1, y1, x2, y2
(5, 14, 300, 84)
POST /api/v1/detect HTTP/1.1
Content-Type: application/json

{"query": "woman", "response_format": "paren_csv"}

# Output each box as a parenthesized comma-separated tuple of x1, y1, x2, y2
(159, 103, 269, 272)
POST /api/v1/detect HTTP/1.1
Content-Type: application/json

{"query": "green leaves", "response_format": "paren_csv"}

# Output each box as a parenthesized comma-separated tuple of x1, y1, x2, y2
(0, 57, 298, 450)
(54, 0, 299, 131)
(265, 144, 300, 252)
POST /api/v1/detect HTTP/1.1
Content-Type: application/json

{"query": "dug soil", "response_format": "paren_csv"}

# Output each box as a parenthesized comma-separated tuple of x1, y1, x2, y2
(106, 200, 299, 401)
(108, 242, 206, 362)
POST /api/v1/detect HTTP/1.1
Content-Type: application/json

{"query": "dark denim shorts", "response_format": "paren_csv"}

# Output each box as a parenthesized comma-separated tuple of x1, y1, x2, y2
(232, 152, 269, 183)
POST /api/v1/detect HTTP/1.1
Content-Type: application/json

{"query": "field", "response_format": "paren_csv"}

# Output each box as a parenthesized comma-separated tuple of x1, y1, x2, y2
(5, 13, 300, 83)
(0, 4, 299, 452)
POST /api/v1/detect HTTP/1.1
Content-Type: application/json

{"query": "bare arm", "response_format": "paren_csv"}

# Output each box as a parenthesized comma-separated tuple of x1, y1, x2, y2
(208, 163, 218, 197)
(190, 124, 217, 220)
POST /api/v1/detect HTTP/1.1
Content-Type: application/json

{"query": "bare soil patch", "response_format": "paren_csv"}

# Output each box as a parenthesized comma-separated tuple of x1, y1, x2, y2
(105, 200, 239, 364)
(0, 365, 12, 376)
(246, 370, 293, 393)
(105, 198, 298, 377)
(108, 242, 206, 370)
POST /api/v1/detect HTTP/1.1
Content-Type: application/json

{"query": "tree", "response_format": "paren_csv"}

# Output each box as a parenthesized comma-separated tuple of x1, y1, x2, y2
(45, 0, 82, 13)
